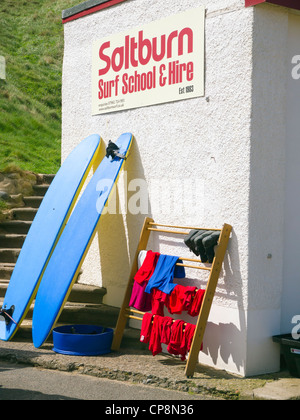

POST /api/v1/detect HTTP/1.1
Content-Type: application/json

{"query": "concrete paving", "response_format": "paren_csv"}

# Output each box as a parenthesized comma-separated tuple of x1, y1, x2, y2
(0, 333, 299, 400)
(0, 361, 216, 400)
(251, 377, 300, 400)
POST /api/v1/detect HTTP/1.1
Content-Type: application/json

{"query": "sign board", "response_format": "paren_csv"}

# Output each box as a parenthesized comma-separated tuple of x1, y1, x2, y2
(92, 7, 205, 115)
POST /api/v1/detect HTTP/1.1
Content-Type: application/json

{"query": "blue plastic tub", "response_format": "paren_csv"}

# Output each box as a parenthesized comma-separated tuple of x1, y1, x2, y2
(52, 325, 113, 356)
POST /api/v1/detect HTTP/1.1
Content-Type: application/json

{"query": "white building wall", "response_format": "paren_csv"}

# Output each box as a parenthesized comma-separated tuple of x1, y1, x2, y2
(281, 11, 300, 334)
(61, 0, 300, 376)
(246, 4, 288, 376)
(245, 5, 300, 376)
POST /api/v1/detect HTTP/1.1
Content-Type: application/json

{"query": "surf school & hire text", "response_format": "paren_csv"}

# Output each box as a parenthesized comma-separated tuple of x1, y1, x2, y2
(97, 28, 194, 99)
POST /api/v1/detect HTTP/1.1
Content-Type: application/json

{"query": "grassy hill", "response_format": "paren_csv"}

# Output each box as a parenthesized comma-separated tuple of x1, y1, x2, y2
(0, 0, 78, 174)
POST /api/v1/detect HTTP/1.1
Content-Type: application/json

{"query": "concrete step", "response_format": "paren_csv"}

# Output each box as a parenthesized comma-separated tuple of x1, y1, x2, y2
(20, 302, 117, 326)
(38, 174, 55, 185)
(0, 221, 31, 235)
(0, 248, 20, 264)
(57, 302, 118, 326)
(0, 263, 14, 280)
(0, 280, 106, 303)
(0, 284, 110, 340)
(0, 173, 120, 345)
(67, 284, 107, 305)
(0, 234, 26, 248)
(11, 208, 37, 222)
(32, 184, 50, 197)
(23, 196, 43, 209)
(1, 301, 121, 343)
(0, 279, 9, 297)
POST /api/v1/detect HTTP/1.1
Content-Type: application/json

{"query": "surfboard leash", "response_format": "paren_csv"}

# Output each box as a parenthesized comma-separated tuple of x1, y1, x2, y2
(106, 140, 127, 161)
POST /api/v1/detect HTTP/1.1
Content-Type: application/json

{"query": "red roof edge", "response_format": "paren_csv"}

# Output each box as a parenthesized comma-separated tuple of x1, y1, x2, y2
(62, 0, 127, 24)
(245, 0, 300, 10)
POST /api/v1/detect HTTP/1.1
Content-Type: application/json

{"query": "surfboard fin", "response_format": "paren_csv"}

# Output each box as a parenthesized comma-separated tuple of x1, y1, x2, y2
(0, 305, 16, 326)
(106, 140, 127, 161)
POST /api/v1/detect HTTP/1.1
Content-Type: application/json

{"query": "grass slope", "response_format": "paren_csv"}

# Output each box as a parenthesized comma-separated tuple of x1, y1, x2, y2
(0, 0, 78, 174)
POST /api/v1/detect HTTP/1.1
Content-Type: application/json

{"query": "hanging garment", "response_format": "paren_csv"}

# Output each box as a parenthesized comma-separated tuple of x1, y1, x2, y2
(182, 286, 198, 312)
(150, 285, 197, 315)
(184, 229, 200, 250)
(141, 316, 200, 360)
(134, 250, 160, 284)
(167, 319, 186, 361)
(188, 288, 205, 317)
(149, 314, 164, 356)
(161, 316, 173, 345)
(129, 250, 160, 311)
(193, 231, 212, 261)
(179, 323, 199, 357)
(140, 313, 153, 343)
(151, 288, 167, 316)
(165, 285, 196, 314)
(202, 231, 220, 263)
(129, 280, 152, 312)
(137, 250, 148, 270)
(184, 229, 220, 263)
(184, 229, 207, 259)
(165, 284, 186, 314)
(144, 254, 185, 295)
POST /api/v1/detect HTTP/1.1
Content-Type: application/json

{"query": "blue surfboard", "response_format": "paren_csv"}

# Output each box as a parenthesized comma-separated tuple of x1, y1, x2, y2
(32, 133, 133, 348)
(0, 134, 103, 341)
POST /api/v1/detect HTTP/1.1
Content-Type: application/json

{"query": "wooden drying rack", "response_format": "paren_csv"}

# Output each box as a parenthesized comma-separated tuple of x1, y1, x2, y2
(111, 217, 232, 377)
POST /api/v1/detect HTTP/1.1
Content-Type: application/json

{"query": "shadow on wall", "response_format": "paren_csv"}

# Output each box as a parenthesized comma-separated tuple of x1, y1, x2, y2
(200, 229, 247, 374)
(157, 229, 246, 375)
(94, 137, 246, 373)
(202, 321, 244, 372)
(93, 138, 106, 173)
(96, 138, 153, 303)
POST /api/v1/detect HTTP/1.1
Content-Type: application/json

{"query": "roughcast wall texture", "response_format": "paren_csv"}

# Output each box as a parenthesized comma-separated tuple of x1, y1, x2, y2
(62, 0, 253, 376)
(62, 0, 299, 376)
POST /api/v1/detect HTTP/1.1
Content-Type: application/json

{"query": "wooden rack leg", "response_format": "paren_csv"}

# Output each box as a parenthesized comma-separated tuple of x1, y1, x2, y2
(111, 216, 154, 351)
(184, 223, 232, 377)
